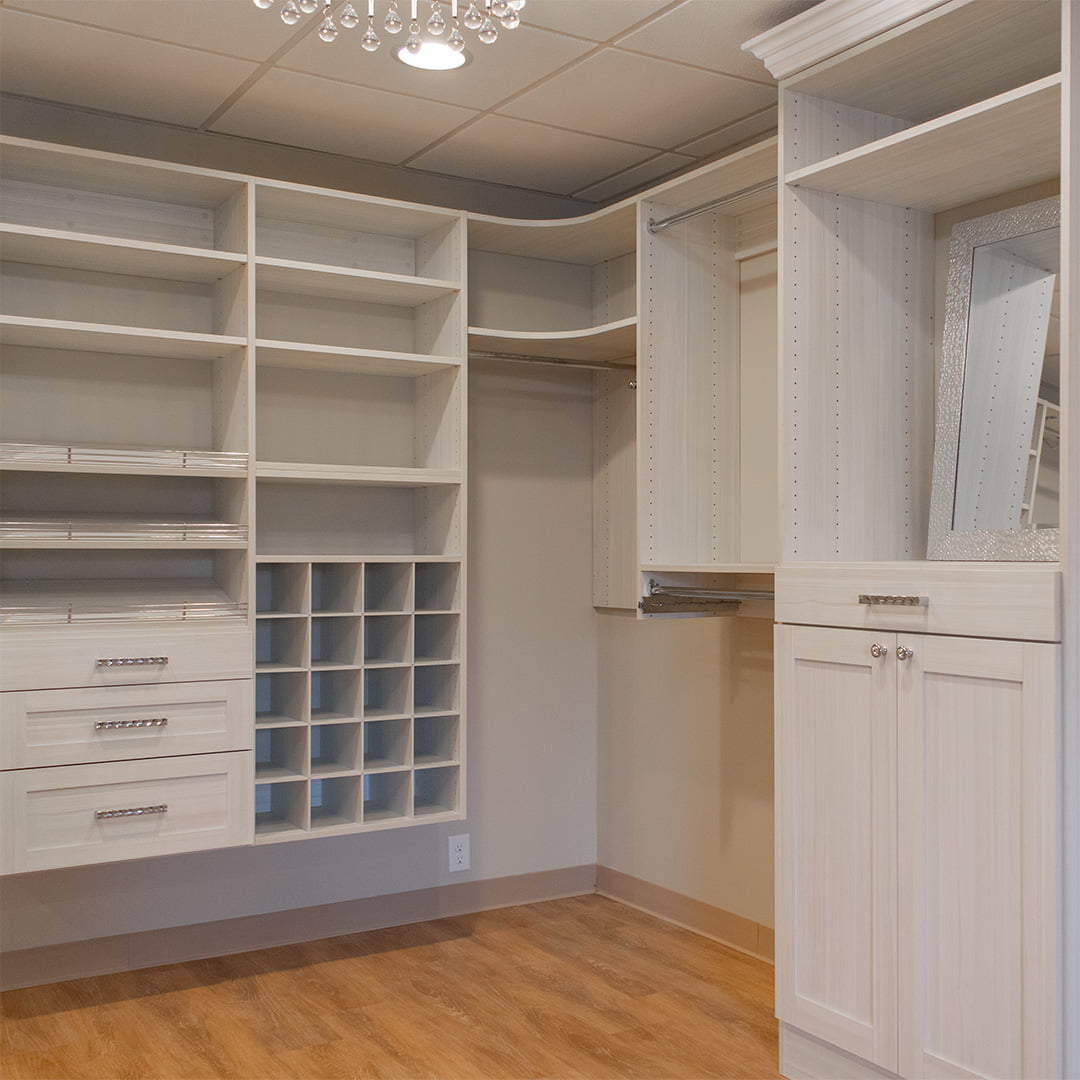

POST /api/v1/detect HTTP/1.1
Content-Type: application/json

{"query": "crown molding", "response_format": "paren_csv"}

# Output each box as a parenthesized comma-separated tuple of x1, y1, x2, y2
(742, 0, 954, 81)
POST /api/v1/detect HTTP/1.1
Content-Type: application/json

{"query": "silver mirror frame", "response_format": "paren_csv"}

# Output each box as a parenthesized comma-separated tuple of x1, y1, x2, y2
(927, 195, 1061, 561)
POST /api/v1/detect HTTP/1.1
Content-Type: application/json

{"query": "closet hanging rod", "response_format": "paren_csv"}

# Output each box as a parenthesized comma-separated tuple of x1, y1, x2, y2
(646, 178, 777, 234)
(646, 583, 775, 602)
(469, 350, 635, 373)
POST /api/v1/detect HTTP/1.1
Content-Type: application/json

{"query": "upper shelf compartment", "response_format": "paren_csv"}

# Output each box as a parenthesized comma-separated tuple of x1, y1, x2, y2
(786, 75, 1061, 212)
(0, 136, 247, 253)
(255, 183, 463, 285)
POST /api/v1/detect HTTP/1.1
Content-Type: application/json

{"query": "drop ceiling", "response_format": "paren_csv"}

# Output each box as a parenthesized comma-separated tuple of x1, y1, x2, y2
(0, 0, 818, 205)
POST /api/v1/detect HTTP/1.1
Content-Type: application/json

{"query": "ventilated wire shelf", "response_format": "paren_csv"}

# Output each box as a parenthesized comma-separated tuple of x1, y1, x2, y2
(0, 578, 247, 625)
(0, 515, 248, 543)
(0, 442, 248, 473)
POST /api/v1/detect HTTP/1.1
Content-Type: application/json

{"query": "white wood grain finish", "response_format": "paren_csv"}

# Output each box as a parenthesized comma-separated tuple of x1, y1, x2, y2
(0, 679, 252, 769)
(466, 203, 635, 265)
(774, 561, 1061, 642)
(779, 1023, 902, 1080)
(0, 750, 253, 874)
(255, 258, 458, 307)
(639, 203, 739, 566)
(467, 321, 636, 365)
(896, 636, 1059, 1080)
(255, 340, 458, 377)
(765, 0, 1059, 120)
(787, 77, 1061, 213)
(255, 462, 461, 486)
(592, 369, 637, 610)
(0, 315, 246, 357)
(0, 623, 252, 692)
(775, 623, 898, 1070)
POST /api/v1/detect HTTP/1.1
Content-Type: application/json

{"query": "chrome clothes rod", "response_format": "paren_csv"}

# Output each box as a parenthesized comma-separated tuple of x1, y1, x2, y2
(639, 581, 775, 615)
(469, 350, 635, 373)
(646, 178, 777, 234)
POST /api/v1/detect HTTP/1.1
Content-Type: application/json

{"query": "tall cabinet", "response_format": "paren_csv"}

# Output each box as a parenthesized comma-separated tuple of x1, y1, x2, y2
(746, 2, 1071, 1078)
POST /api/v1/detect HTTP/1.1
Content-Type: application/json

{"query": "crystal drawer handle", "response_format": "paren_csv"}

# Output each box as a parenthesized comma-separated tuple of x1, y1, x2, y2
(94, 718, 168, 731)
(96, 656, 169, 668)
(897, 645, 914, 661)
(94, 804, 168, 820)
(858, 594, 928, 607)
(869, 642, 888, 658)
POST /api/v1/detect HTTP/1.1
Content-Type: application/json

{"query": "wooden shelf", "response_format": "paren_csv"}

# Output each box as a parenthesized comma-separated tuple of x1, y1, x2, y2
(468, 318, 636, 365)
(0, 515, 248, 548)
(256, 258, 458, 307)
(468, 203, 635, 265)
(0, 443, 248, 477)
(786, 76, 1061, 212)
(0, 316, 246, 358)
(256, 461, 461, 487)
(256, 340, 459, 377)
(1, 225, 246, 282)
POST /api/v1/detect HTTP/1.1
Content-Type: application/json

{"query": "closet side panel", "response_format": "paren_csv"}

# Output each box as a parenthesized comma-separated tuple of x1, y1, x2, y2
(593, 369, 637, 610)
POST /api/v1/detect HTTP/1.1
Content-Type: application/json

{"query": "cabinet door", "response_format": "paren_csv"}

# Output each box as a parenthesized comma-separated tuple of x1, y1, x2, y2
(775, 624, 898, 1070)
(897, 635, 1058, 1080)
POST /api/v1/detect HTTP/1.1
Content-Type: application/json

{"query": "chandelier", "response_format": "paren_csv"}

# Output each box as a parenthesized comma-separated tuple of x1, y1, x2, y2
(253, 0, 527, 62)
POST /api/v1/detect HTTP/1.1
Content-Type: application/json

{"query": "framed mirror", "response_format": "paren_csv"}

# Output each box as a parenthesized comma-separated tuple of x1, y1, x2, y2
(928, 196, 1060, 560)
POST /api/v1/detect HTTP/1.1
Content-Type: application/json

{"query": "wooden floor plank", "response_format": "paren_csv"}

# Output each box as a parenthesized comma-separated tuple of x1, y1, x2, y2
(1, 895, 778, 1080)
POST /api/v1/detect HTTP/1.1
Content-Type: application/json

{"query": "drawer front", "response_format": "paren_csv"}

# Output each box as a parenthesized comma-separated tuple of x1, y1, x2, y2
(0, 752, 253, 874)
(0, 680, 252, 769)
(774, 563, 1061, 642)
(0, 624, 252, 691)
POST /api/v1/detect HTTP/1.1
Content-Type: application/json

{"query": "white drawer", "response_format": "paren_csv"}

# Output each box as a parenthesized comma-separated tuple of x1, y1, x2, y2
(0, 751, 253, 874)
(0, 623, 252, 691)
(0, 680, 252, 769)
(774, 562, 1061, 642)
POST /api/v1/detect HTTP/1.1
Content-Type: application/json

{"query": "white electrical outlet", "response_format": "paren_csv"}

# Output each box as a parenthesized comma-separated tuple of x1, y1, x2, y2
(448, 833, 470, 872)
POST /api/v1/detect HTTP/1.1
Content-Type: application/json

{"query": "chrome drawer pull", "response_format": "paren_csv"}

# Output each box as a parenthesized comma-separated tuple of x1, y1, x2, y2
(858, 594, 928, 607)
(94, 804, 168, 820)
(94, 718, 169, 730)
(96, 656, 169, 668)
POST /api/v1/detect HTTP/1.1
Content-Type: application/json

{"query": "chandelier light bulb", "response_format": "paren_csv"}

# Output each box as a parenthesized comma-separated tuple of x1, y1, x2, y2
(280, 1, 301, 24)
(340, 3, 361, 27)
(405, 21, 423, 51)
(318, 13, 338, 40)
(462, 2, 483, 29)
(500, 9, 519, 28)
(509, 0, 525, 9)
(298, 0, 319, 13)
(427, 2, 447, 34)
(253, 0, 275, 10)
(447, 23, 465, 50)
(478, 15, 497, 42)
(361, 18, 381, 49)
(385, 1, 404, 32)
(490, 0, 509, 17)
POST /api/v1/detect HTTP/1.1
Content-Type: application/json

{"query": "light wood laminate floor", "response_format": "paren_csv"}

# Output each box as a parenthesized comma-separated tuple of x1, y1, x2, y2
(1, 894, 779, 1080)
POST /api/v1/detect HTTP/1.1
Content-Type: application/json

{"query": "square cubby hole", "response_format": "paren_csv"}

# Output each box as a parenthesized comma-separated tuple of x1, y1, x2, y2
(413, 765, 459, 817)
(256, 671, 308, 725)
(311, 616, 361, 668)
(309, 776, 361, 829)
(363, 718, 410, 771)
(255, 726, 308, 781)
(363, 771, 410, 823)
(364, 614, 411, 665)
(256, 562, 309, 615)
(414, 613, 459, 663)
(309, 721, 362, 775)
(364, 666, 411, 719)
(364, 562, 411, 612)
(414, 664, 459, 715)
(256, 616, 307, 670)
(414, 562, 459, 611)
(311, 562, 362, 614)
(255, 780, 308, 836)
(310, 669, 361, 723)
(413, 714, 459, 766)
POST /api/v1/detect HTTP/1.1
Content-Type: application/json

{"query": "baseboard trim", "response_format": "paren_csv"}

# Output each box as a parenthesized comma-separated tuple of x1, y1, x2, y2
(0, 863, 597, 991)
(596, 865, 775, 962)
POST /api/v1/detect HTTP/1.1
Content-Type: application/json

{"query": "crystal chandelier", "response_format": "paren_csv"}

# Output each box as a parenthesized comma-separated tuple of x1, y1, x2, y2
(253, 0, 526, 58)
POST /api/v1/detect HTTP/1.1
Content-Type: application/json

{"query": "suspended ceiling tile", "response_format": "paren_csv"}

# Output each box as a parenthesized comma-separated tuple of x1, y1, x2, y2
(618, 0, 821, 82)
(573, 151, 697, 203)
(2, 0, 294, 62)
(210, 67, 476, 162)
(524, 0, 676, 42)
(499, 47, 775, 148)
(0, 9, 258, 126)
(279, 22, 593, 110)
(676, 104, 777, 157)
(409, 114, 655, 194)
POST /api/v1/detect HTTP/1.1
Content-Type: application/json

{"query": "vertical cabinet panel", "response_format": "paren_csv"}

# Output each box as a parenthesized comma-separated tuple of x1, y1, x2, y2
(898, 636, 1059, 1080)
(775, 623, 898, 1071)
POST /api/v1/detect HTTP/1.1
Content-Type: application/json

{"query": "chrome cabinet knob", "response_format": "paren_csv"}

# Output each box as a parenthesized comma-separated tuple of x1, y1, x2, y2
(897, 645, 914, 661)
(870, 642, 888, 658)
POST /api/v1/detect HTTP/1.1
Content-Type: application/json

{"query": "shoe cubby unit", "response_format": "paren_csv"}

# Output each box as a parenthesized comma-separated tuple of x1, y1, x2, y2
(251, 557, 464, 841)
(413, 765, 460, 817)
(467, 204, 637, 366)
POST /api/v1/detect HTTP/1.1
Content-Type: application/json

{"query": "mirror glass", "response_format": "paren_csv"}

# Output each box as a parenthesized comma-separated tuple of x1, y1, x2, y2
(928, 196, 1060, 560)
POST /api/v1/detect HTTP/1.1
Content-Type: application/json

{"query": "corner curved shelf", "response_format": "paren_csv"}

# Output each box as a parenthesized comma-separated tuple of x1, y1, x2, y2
(468, 318, 636, 366)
